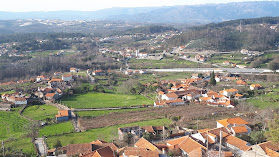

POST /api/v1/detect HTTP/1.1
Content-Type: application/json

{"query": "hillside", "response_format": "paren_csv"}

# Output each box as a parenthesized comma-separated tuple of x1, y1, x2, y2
(165, 17, 279, 52)
(0, 1, 279, 24)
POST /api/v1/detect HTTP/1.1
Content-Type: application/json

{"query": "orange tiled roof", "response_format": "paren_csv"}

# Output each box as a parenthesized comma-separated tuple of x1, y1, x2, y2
(166, 136, 188, 146)
(158, 91, 165, 95)
(235, 93, 243, 97)
(15, 98, 26, 101)
(123, 149, 159, 157)
(231, 126, 248, 133)
(45, 93, 55, 97)
(66, 143, 92, 156)
(217, 117, 249, 127)
(251, 84, 262, 88)
(223, 88, 238, 92)
(236, 80, 248, 85)
(55, 110, 69, 118)
(164, 93, 178, 98)
(199, 97, 212, 101)
(81, 146, 114, 157)
(49, 79, 62, 82)
(91, 140, 107, 145)
(178, 136, 207, 154)
(63, 74, 72, 77)
(223, 134, 251, 151)
(258, 141, 279, 157)
(134, 137, 158, 151)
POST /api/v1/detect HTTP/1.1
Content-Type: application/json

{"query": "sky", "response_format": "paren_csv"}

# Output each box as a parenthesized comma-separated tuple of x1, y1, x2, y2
(1, 0, 278, 12)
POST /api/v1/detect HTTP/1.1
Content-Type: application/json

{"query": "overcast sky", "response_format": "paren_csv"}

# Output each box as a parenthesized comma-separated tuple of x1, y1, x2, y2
(1, 0, 278, 12)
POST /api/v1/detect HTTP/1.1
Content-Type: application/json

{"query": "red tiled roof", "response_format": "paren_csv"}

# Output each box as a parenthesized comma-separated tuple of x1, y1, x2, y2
(55, 110, 70, 118)
(178, 136, 207, 154)
(258, 141, 279, 157)
(66, 143, 92, 156)
(15, 98, 26, 101)
(134, 138, 158, 151)
(231, 126, 248, 133)
(81, 146, 115, 157)
(217, 118, 249, 127)
(45, 93, 55, 97)
(223, 133, 251, 151)
(164, 93, 178, 98)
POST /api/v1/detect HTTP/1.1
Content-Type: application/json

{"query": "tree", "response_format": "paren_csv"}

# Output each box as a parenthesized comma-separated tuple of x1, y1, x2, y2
(265, 114, 279, 142)
(268, 61, 279, 73)
(123, 133, 133, 146)
(210, 71, 216, 86)
(53, 139, 62, 148)
(142, 132, 152, 141)
(250, 131, 266, 144)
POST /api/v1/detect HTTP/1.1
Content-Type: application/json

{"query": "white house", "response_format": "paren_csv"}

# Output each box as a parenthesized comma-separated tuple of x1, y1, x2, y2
(220, 89, 238, 97)
(15, 98, 27, 105)
(250, 84, 262, 90)
(62, 75, 73, 82)
(70, 67, 78, 73)
(138, 52, 148, 58)
(161, 93, 178, 100)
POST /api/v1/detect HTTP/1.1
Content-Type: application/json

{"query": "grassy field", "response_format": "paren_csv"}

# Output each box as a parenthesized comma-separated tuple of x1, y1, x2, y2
(46, 118, 171, 148)
(76, 108, 147, 117)
(61, 91, 153, 109)
(5, 137, 36, 156)
(0, 108, 30, 140)
(22, 105, 59, 121)
(39, 121, 74, 137)
(0, 108, 36, 156)
(128, 58, 201, 69)
(247, 91, 279, 109)
(206, 53, 249, 65)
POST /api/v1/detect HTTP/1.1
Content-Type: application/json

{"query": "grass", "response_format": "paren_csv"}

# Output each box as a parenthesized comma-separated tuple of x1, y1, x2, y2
(247, 91, 279, 109)
(5, 137, 36, 156)
(39, 121, 74, 137)
(0, 90, 16, 95)
(76, 108, 147, 117)
(61, 91, 153, 109)
(128, 58, 200, 69)
(0, 108, 35, 156)
(22, 104, 59, 121)
(0, 108, 30, 141)
(46, 118, 171, 148)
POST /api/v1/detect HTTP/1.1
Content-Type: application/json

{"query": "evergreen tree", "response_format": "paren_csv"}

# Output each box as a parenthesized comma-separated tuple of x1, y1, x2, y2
(210, 71, 216, 86)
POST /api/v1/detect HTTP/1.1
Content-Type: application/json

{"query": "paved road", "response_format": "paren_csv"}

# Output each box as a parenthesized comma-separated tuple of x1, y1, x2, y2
(145, 68, 277, 74)
(35, 138, 47, 156)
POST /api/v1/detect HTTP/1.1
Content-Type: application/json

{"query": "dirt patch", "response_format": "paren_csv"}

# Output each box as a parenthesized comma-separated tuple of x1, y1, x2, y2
(78, 105, 235, 131)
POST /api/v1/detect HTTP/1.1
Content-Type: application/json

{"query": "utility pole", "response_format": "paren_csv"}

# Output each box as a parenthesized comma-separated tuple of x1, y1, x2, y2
(197, 119, 199, 130)
(2, 140, 4, 157)
(206, 131, 209, 157)
(219, 131, 222, 157)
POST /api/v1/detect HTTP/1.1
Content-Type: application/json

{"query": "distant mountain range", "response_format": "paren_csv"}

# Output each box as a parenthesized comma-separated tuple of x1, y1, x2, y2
(1, 1, 279, 24)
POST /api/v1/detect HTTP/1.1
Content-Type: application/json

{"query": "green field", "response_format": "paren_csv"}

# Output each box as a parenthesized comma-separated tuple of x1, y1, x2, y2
(0, 108, 30, 140)
(247, 92, 279, 109)
(46, 118, 171, 148)
(61, 91, 153, 109)
(128, 58, 201, 69)
(5, 137, 36, 156)
(39, 121, 74, 137)
(76, 108, 147, 117)
(0, 108, 36, 156)
(22, 105, 59, 121)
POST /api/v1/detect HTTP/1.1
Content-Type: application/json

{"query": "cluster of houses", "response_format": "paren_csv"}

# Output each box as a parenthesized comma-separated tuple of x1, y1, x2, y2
(0, 68, 78, 111)
(124, 69, 148, 75)
(154, 74, 263, 108)
(47, 117, 279, 157)
(223, 61, 247, 69)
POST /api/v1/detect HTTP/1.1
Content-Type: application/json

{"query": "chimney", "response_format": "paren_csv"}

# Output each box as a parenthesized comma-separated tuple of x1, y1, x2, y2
(162, 148, 166, 154)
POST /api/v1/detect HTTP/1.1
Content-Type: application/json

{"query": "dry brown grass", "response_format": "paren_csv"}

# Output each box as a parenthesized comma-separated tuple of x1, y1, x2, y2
(78, 104, 235, 131)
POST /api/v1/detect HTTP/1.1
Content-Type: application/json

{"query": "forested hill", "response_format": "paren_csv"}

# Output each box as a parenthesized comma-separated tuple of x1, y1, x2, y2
(0, 1, 279, 24)
(165, 17, 279, 52)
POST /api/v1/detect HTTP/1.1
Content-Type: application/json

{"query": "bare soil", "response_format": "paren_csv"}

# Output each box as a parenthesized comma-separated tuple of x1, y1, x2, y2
(78, 104, 236, 131)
